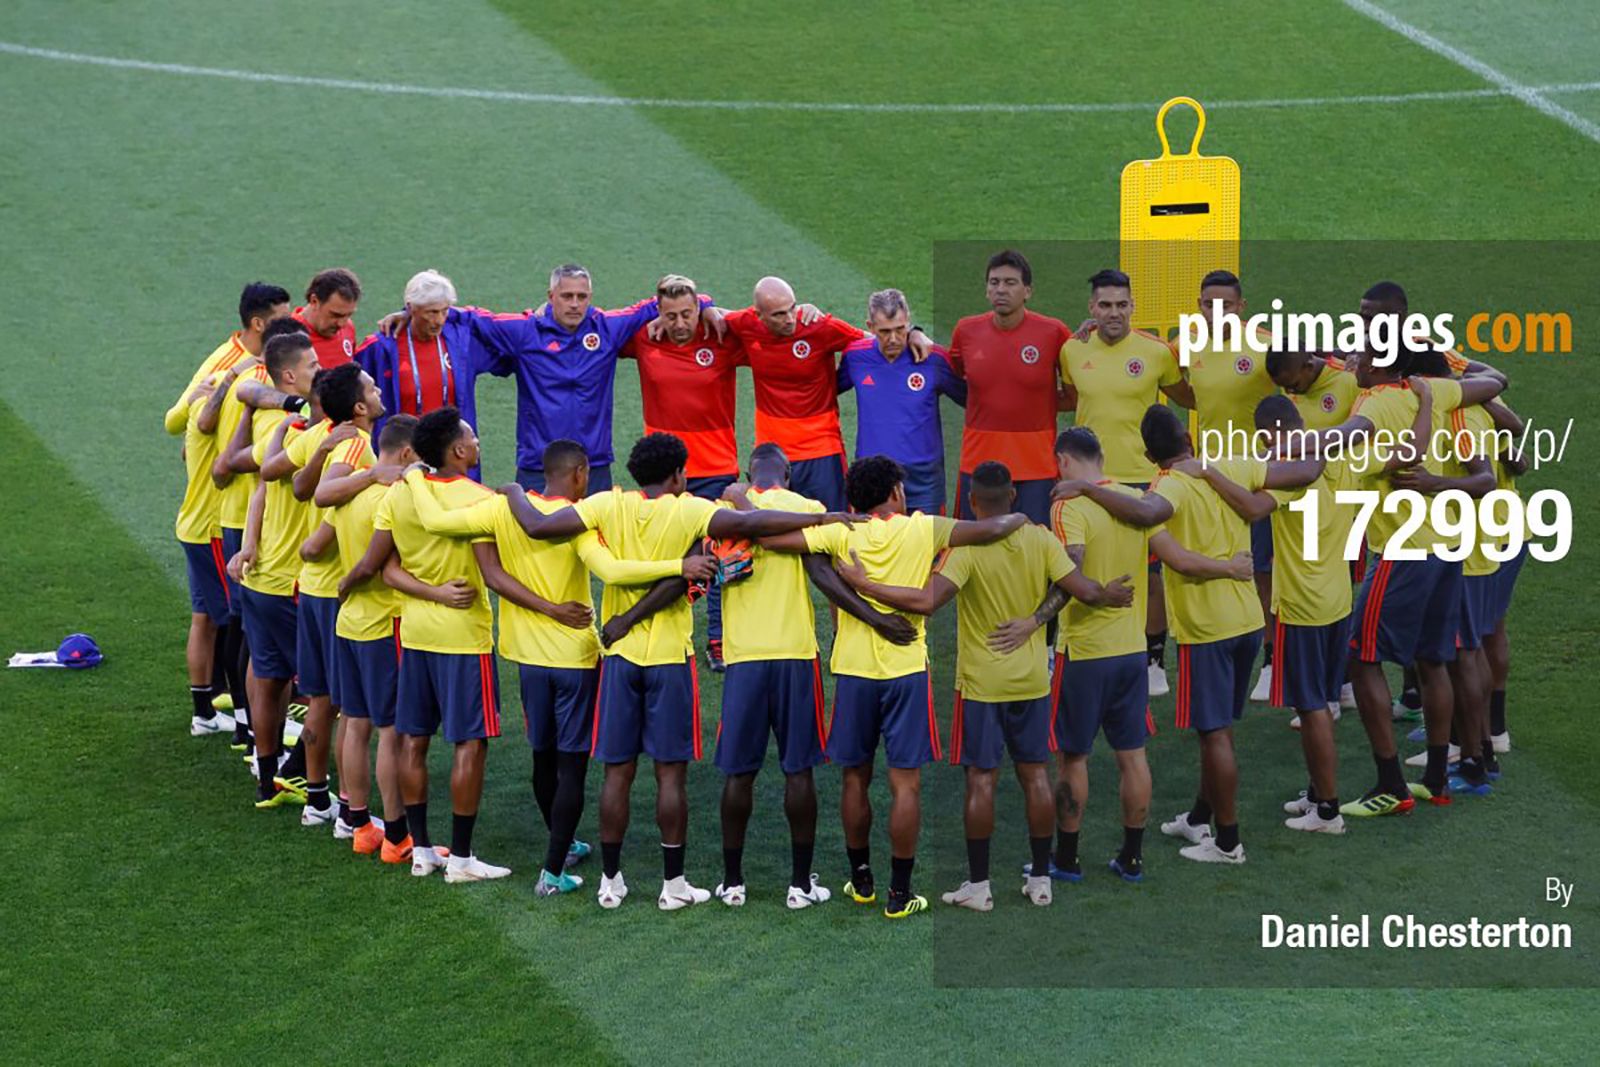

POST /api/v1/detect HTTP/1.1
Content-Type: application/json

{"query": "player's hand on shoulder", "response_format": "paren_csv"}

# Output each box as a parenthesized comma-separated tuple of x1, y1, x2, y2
(796, 302, 822, 326)
(369, 463, 406, 486)
(1170, 457, 1206, 478)
(495, 481, 524, 497)
(1226, 551, 1253, 581)
(700, 304, 728, 341)
(820, 511, 860, 527)
(1051, 479, 1088, 502)
(720, 481, 752, 507)
(1073, 318, 1097, 341)
(326, 423, 360, 447)
(907, 328, 933, 364)
(435, 579, 476, 609)
(377, 311, 409, 338)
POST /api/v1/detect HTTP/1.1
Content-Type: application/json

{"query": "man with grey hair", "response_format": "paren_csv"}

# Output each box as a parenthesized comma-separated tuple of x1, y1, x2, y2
(838, 288, 966, 514)
(357, 269, 510, 480)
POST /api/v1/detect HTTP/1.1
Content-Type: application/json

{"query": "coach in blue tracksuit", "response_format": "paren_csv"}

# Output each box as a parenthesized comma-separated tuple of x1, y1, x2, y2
(837, 288, 966, 514)
(446, 264, 715, 493)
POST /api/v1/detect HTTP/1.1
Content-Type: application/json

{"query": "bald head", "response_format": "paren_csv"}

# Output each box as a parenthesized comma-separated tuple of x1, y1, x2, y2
(754, 275, 798, 337)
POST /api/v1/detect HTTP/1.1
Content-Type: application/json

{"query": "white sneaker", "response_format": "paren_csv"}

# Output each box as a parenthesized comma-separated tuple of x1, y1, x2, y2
(1147, 662, 1170, 697)
(300, 803, 335, 828)
(190, 712, 235, 736)
(659, 876, 711, 911)
(1285, 809, 1347, 835)
(445, 854, 512, 883)
(597, 873, 629, 909)
(1491, 731, 1511, 754)
(1250, 665, 1273, 702)
(940, 880, 994, 912)
(1159, 811, 1211, 844)
(1283, 791, 1315, 816)
(1022, 875, 1053, 906)
(1405, 743, 1460, 767)
(1339, 683, 1357, 709)
(332, 814, 382, 840)
(786, 874, 832, 909)
(1179, 839, 1246, 864)
(714, 882, 746, 907)
(1289, 714, 1300, 729)
(411, 845, 450, 877)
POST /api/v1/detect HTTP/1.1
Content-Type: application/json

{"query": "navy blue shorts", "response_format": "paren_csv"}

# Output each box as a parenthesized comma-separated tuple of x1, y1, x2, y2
(334, 627, 401, 727)
(221, 526, 245, 619)
(789, 453, 848, 512)
(1269, 615, 1352, 711)
(592, 655, 701, 763)
(1459, 574, 1496, 649)
(519, 663, 598, 754)
(396, 648, 502, 743)
(241, 586, 297, 681)
(517, 463, 612, 495)
(898, 459, 947, 516)
(1350, 555, 1463, 666)
(715, 658, 827, 775)
(1250, 516, 1274, 573)
(294, 594, 339, 698)
(957, 472, 1053, 525)
(181, 538, 230, 624)
(827, 670, 939, 769)
(1487, 544, 1527, 628)
(1051, 650, 1149, 754)
(950, 693, 1050, 768)
(1175, 630, 1263, 732)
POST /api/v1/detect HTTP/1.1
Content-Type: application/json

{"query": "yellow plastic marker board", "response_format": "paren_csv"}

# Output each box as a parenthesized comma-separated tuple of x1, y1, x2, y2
(1119, 97, 1240, 334)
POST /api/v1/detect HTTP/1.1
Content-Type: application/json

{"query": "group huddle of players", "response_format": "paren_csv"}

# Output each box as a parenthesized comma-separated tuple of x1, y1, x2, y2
(166, 254, 1528, 919)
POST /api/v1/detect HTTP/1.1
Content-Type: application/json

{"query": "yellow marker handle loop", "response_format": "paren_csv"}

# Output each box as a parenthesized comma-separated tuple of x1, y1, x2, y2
(1155, 96, 1207, 159)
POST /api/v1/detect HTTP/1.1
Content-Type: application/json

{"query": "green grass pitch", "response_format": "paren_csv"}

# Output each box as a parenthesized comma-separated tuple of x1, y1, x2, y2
(3, 1, 1599, 1061)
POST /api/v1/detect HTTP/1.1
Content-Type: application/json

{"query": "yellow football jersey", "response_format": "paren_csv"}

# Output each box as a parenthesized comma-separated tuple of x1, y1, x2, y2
(803, 513, 956, 680)
(216, 363, 271, 530)
(1052, 484, 1155, 660)
(1186, 327, 1275, 455)
(331, 480, 401, 643)
(289, 424, 375, 598)
(241, 413, 315, 597)
(1439, 404, 1502, 578)
(1267, 458, 1361, 626)
(1150, 457, 1266, 644)
(1059, 330, 1183, 483)
(1291, 359, 1362, 431)
(174, 382, 228, 545)
(375, 475, 494, 655)
(165, 333, 247, 435)
(939, 524, 1073, 702)
(720, 487, 827, 664)
(1349, 377, 1464, 554)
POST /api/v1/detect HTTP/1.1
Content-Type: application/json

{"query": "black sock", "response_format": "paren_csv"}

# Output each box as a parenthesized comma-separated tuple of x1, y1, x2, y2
(1215, 822, 1240, 852)
(1490, 690, 1507, 736)
(451, 812, 476, 858)
(306, 781, 330, 812)
(1423, 744, 1449, 792)
(1053, 829, 1079, 870)
(601, 841, 623, 878)
(1187, 796, 1213, 827)
(723, 846, 744, 887)
(279, 743, 306, 780)
(1147, 630, 1168, 668)
(1262, 641, 1274, 668)
(1119, 826, 1145, 865)
(1481, 738, 1496, 769)
(791, 840, 815, 890)
(847, 845, 872, 893)
(1375, 753, 1407, 796)
(190, 686, 215, 720)
(542, 752, 588, 877)
(405, 802, 431, 849)
(965, 837, 991, 883)
(1029, 835, 1051, 878)
(1457, 755, 1487, 785)
(384, 816, 409, 845)
(338, 797, 352, 824)
(663, 843, 685, 881)
(531, 748, 557, 830)
(1316, 797, 1340, 820)
(889, 855, 915, 897)
(255, 752, 278, 800)
(349, 806, 370, 829)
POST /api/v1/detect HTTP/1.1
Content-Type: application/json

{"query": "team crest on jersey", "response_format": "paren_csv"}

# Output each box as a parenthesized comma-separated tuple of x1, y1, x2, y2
(342, 338, 354, 357)
(582, 332, 601, 352)
(694, 347, 715, 367)
(1234, 356, 1253, 375)
(1125, 358, 1145, 377)
(792, 339, 812, 359)
(1320, 392, 1338, 413)
(1020, 345, 1040, 365)
(906, 372, 927, 392)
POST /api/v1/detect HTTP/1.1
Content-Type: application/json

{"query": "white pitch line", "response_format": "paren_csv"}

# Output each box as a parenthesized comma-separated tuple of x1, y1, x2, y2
(2, 38, 1599, 116)
(1343, 0, 1600, 144)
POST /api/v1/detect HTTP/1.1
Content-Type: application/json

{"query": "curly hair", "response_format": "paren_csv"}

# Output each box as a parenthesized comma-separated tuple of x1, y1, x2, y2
(845, 455, 905, 513)
(626, 432, 689, 487)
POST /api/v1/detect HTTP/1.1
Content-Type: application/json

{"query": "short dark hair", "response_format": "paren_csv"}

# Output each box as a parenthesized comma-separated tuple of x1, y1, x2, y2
(542, 438, 589, 477)
(845, 455, 904, 513)
(306, 268, 362, 305)
(316, 362, 366, 423)
(626, 432, 688, 486)
(748, 442, 790, 480)
(260, 317, 308, 346)
(1254, 394, 1303, 431)
(969, 461, 1014, 507)
(986, 249, 1032, 287)
(1362, 280, 1407, 310)
(1089, 268, 1132, 293)
(1139, 404, 1189, 464)
(377, 413, 419, 454)
(1199, 269, 1241, 296)
(1264, 346, 1311, 381)
(263, 332, 313, 383)
(413, 407, 466, 469)
(1055, 426, 1103, 462)
(239, 282, 291, 328)
(1407, 347, 1453, 378)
